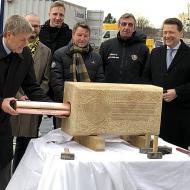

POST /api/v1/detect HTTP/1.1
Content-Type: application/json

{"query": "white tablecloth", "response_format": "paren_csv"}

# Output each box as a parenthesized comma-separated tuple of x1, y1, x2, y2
(6, 129, 190, 190)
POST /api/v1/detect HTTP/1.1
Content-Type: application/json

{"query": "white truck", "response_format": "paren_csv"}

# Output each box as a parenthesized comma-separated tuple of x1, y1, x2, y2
(1, 0, 104, 47)
(101, 23, 118, 42)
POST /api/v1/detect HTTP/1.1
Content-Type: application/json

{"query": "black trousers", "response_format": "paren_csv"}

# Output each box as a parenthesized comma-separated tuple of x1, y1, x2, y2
(12, 137, 32, 173)
(0, 162, 11, 190)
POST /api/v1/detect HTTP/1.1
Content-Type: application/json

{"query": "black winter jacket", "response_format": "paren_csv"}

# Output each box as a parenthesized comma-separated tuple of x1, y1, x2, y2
(50, 43, 105, 102)
(99, 31, 149, 83)
(39, 20, 72, 53)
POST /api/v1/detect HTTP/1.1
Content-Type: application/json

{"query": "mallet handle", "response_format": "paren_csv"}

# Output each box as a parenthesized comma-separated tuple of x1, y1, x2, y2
(153, 135, 158, 152)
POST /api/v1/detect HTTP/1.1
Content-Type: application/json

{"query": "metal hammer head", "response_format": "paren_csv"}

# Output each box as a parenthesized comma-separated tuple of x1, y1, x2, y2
(61, 147, 75, 160)
(147, 152, 162, 159)
(139, 148, 153, 154)
(158, 146, 172, 155)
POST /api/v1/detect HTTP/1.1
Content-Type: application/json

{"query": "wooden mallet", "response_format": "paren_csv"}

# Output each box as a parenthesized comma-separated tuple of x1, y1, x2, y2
(147, 135, 162, 159)
(61, 148, 75, 160)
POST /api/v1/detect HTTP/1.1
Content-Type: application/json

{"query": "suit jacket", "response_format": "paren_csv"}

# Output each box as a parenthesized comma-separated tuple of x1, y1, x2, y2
(143, 40, 190, 148)
(11, 42, 52, 137)
(0, 36, 51, 169)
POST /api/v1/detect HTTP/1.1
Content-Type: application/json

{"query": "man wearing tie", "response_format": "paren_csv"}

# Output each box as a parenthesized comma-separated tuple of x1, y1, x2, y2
(143, 18, 190, 149)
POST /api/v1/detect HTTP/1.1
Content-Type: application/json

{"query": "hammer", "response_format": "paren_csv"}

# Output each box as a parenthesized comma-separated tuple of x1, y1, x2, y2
(147, 135, 162, 159)
(61, 148, 75, 160)
(139, 133, 153, 154)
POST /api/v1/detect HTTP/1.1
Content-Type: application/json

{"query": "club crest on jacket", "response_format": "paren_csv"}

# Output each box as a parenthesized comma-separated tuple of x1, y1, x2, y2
(131, 54, 138, 61)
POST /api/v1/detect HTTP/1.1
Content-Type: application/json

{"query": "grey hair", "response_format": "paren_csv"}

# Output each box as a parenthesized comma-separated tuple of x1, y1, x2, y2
(3, 15, 33, 36)
(118, 13, 136, 25)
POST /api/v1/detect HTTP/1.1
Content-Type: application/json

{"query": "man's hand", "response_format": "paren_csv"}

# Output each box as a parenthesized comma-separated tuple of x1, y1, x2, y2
(19, 95, 29, 101)
(1, 97, 18, 115)
(163, 89, 177, 102)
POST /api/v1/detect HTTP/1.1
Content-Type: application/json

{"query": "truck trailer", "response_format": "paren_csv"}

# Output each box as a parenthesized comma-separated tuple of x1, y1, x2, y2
(1, 0, 104, 47)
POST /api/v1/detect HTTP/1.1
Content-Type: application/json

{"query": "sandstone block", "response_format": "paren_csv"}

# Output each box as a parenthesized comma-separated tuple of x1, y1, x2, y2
(61, 82, 163, 136)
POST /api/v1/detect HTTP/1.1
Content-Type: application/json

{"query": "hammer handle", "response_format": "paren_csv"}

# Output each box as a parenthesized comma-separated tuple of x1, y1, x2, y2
(153, 135, 158, 152)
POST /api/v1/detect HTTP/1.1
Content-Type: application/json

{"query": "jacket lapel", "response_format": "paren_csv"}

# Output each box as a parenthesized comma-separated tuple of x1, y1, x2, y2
(33, 43, 41, 64)
(3, 54, 23, 97)
(159, 46, 168, 72)
(0, 36, 8, 60)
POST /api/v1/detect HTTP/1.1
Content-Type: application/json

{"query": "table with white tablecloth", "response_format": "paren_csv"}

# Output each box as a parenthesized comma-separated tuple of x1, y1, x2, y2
(6, 129, 190, 190)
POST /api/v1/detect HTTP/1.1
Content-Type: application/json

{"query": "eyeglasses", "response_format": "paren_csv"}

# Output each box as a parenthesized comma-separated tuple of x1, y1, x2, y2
(32, 25, 40, 28)
(119, 22, 134, 27)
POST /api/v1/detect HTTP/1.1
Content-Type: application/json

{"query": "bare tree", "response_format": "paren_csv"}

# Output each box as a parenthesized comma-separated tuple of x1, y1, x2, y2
(178, 2, 190, 33)
(136, 16, 150, 29)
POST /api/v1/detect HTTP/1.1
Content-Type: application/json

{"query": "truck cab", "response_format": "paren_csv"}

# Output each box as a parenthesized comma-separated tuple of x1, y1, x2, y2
(101, 23, 119, 42)
(102, 29, 118, 42)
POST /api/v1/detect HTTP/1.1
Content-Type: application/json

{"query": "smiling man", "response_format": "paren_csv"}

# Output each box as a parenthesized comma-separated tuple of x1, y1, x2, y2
(39, 0, 72, 54)
(99, 13, 149, 84)
(143, 18, 190, 149)
(39, 1, 72, 129)
(10, 14, 52, 173)
(50, 22, 104, 127)
(0, 15, 70, 189)
(0, 15, 54, 189)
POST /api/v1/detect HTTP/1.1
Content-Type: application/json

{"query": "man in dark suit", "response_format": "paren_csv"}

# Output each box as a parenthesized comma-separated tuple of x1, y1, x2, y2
(0, 15, 68, 189)
(143, 18, 190, 149)
(10, 14, 52, 173)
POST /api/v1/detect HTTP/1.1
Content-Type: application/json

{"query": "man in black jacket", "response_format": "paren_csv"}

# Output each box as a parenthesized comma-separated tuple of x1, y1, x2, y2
(99, 13, 149, 84)
(0, 15, 68, 189)
(143, 18, 190, 149)
(39, 1, 72, 127)
(50, 22, 104, 127)
(39, 0, 72, 54)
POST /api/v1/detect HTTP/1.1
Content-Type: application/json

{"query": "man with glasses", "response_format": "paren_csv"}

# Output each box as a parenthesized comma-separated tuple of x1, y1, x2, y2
(99, 13, 149, 84)
(10, 14, 51, 172)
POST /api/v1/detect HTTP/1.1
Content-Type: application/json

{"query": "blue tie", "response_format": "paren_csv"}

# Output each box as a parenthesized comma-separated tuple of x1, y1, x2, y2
(166, 49, 174, 69)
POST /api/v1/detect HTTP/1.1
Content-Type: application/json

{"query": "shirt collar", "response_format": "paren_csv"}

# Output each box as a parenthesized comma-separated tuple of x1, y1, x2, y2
(167, 41, 181, 50)
(2, 37, 12, 55)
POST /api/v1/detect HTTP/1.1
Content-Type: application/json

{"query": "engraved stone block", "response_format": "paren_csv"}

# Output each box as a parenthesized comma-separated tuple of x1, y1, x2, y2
(61, 82, 163, 136)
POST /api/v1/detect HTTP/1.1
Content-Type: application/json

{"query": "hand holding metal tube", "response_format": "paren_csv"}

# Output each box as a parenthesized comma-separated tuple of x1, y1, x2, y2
(1, 97, 19, 115)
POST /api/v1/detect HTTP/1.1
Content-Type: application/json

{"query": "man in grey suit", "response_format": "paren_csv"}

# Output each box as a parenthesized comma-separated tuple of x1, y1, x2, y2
(143, 18, 190, 149)
(11, 14, 52, 172)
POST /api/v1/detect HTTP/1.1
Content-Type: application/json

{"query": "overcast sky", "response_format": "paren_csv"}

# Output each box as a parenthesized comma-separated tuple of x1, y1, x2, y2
(66, 0, 190, 28)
